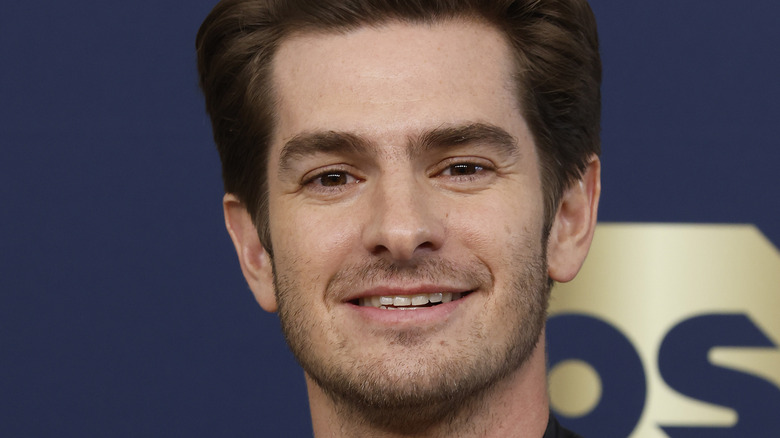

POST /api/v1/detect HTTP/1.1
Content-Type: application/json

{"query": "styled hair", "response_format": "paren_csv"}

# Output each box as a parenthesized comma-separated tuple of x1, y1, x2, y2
(196, 0, 601, 251)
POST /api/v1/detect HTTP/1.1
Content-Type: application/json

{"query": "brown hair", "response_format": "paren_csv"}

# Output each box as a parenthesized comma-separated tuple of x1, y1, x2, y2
(196, 0, 601, 251)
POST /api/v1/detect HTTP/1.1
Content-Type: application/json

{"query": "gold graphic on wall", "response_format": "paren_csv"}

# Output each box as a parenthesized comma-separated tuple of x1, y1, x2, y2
(548, 224, 780, 437)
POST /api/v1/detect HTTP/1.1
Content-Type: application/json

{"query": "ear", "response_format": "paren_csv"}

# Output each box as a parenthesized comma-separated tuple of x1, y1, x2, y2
(547, 156, 601, 283)
(223, 194, 277, 312)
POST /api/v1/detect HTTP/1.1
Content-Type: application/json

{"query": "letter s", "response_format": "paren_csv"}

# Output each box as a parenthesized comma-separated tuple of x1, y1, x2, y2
(658, 313, 780, 436)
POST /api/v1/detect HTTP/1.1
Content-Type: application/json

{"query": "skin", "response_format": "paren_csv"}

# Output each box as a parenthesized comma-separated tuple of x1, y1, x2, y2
(224, 19, 600, 438)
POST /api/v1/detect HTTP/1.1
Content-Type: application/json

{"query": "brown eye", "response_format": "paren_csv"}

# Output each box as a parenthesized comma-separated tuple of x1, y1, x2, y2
(319, 172, 349, 186)
(446, 163, 484, 176)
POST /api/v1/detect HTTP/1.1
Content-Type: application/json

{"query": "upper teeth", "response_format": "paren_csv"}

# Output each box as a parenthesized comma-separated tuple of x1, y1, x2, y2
(359, 292, 460, 308)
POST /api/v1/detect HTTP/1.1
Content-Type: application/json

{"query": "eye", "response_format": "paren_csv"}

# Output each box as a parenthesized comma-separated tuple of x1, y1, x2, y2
(442, 163, 485, 176)
(317, 171, 353, 186)
(303, 169, 360, 190)
(430, 158, 497, 190)
(437, 160, 493, 178)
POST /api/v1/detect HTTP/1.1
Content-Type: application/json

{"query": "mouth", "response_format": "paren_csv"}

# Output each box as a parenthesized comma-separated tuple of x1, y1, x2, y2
(351, 291, 472, 310)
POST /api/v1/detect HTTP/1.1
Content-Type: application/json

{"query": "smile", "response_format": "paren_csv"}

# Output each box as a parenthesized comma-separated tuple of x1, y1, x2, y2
(356, 292, 470, 309)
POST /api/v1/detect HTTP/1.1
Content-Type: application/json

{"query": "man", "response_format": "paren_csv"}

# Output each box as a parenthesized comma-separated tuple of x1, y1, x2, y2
(196, 0, 601, 436)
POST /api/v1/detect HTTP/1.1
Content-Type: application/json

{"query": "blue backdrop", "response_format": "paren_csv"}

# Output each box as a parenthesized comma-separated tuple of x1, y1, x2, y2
(2, 1, 778, 436)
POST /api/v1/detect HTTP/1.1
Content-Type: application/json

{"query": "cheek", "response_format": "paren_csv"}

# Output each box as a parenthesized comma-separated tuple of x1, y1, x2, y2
(270, 203, 361, 277)
(446, 189, 545, 254)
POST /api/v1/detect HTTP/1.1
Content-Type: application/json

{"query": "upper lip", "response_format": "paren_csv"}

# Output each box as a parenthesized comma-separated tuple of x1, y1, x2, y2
(342, 284, 473, 303)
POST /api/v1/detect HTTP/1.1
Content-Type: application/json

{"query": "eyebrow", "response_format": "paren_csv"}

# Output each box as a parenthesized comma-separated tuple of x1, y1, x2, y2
(411, 123, 520, 160)
(277, 122, 520, 173)
(278, 131, 378, 173)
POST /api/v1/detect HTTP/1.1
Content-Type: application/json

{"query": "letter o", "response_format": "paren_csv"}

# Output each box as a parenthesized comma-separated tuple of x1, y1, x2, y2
(547, 314, 647, 436)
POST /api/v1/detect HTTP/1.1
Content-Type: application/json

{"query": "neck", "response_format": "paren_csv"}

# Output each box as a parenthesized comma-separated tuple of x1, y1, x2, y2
(306, 332, 550, 438)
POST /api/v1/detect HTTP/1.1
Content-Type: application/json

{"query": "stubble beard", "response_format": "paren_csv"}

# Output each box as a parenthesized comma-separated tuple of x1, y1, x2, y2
(274, 249, 551, 434)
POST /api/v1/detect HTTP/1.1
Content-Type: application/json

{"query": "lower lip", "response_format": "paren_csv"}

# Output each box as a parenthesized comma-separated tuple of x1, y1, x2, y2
(345, 293, 472, 327)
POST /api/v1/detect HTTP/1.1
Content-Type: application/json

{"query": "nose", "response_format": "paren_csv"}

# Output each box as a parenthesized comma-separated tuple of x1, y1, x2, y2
(362, 176, 445, 262)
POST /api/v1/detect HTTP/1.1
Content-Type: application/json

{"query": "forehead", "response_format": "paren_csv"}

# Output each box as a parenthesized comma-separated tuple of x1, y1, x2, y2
(270, 19, 525, 148)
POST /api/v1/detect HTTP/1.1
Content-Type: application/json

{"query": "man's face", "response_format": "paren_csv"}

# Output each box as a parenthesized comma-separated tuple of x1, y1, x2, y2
(266, 20, 551, 419)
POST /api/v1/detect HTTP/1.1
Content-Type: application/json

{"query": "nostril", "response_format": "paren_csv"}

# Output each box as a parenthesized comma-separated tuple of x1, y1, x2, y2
(416, 241, 436, 251)
(369, 243, 390, 257)
(369, 240, 437, 260)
